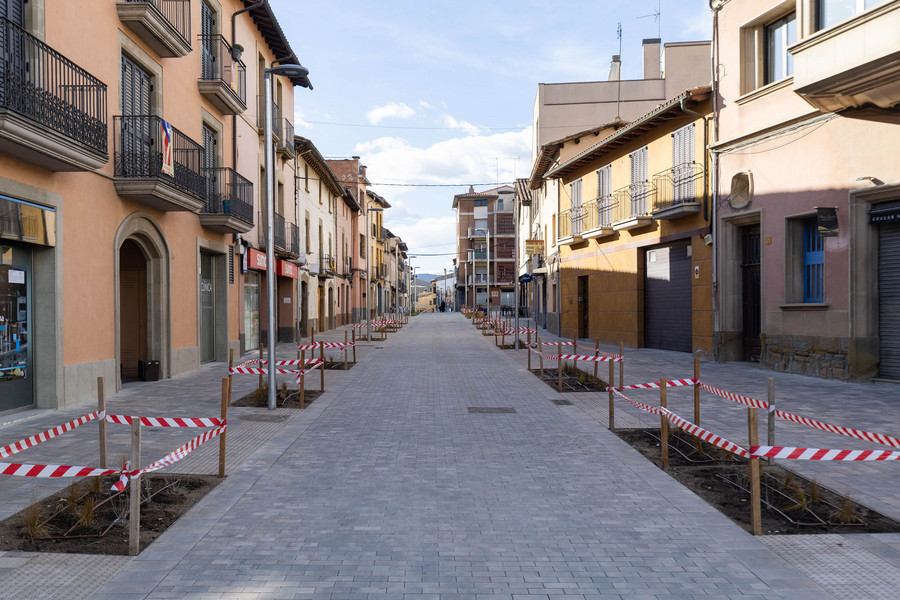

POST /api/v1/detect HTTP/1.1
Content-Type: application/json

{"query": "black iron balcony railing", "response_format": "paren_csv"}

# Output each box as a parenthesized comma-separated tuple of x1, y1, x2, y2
(321, 254, 336, 276)
(288, 222, 300, 255)
(122, 0, 190, 44)
(114, 115, 204, 198)
(0, 18, 108, 154)
(256, 94, 281, 134)
(199, 34, 246, 104)
(273, 212, 285, 250)
(651, 162, 703, 211)
(275, 117, 294, 156)
(201, 167, 253, 225)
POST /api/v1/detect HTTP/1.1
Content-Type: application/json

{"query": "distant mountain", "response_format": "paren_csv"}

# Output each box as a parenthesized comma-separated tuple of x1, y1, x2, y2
(418, 273, 439, 281)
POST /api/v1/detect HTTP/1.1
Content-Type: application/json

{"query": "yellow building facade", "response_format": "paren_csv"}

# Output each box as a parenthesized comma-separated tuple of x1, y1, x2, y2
(544, 88, 713, 356)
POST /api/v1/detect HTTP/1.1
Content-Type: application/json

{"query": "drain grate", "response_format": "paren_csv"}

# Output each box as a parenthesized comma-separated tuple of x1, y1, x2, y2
(239, 414, 289, 423)
(468, 407, 516, 414)
(551, 399, 573, 406)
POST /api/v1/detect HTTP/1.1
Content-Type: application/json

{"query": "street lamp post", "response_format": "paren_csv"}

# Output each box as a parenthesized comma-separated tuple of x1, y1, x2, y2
(475, 227, 490, 316)
(264, 62, 309, 410)
(365, 206, 383, 342)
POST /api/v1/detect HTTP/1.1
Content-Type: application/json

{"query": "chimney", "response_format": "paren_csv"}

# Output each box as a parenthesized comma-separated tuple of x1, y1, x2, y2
(642, 38, 661, 79)
(608, 55, 621, 81)
(468, 185, 475, 193)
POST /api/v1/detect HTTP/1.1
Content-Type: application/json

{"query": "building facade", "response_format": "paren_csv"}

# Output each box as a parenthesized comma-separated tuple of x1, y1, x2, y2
(541, 89, 714, 353)
(712, 0, 900, 380)
(0, 0, 310, 413)
(453, 186, 516, 312)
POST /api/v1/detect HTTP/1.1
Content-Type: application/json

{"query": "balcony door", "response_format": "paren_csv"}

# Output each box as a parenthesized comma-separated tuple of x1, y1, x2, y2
(120, 55, 152, 177)
(0, 0, 25, 105)
(200, 2, 216, 80)
(202, 124, 217, 209)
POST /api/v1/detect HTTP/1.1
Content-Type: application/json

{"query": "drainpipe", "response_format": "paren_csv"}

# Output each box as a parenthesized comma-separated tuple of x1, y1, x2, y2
(709, 0, 724, 361)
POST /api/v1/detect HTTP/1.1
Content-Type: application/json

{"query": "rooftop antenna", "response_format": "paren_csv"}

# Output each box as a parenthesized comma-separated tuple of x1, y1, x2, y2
(638, 0, 662, 39)
(616, 22, 622, 120)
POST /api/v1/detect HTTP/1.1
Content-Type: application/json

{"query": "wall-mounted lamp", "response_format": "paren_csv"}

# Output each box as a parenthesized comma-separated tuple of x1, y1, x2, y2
(856, 176, 885, 186)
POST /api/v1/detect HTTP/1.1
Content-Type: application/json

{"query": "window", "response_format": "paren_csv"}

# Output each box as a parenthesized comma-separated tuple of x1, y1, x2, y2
(765, 12, 796, 84)
(474, 199, 487, 207)
(304, 213, 310, 253)
(630, 146, 648, 216)
(474, 218, 487, 232)
(570, 179, 582, 235)
(597, 166, 612, 226)
(360, 233, 365, 257)
(673, 124, 696, 204)
(803, 218, 824, 302)
(304, 163, 309, 192)
(817, 0, 884, 30)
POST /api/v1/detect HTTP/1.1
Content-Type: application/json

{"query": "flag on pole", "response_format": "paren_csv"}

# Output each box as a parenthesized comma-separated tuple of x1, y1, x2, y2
(160, 119, 174, 177)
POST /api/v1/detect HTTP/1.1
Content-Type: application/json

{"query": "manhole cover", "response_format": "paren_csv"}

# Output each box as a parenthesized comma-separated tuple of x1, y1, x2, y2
(239, 414, 289, 423)
(551, 399, 573, 406)
(467, 407, 516, 414)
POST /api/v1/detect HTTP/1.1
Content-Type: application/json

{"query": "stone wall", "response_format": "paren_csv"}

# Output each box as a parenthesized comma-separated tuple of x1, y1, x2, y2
(760, 334, 849, 380)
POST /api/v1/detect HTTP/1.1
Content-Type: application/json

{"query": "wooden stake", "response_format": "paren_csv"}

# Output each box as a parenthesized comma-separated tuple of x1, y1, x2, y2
(618, 342, 624, 389)
(593, 338, 600, 380)
(129, 418, 141, 556)
(97, 376, 107, 469)
(258, 339, 264, 393)
(219, 377, 228, 478)
(228, 348, 235, 405)
(557, 341, 562, 393)
(767, 378, 775, 465)
(608, 359, 615, 431)
(748, 406, 762, 535)
(344, 331, 349, 370)
(300, 350, 306, 409)
(352, 330, 357, 362)
(538, 336, 544, 380)
(320, 343, 325, 391)
(693, 357, 700, 426)
(660, 379, 669, 469)
(527, 338, 532, 371)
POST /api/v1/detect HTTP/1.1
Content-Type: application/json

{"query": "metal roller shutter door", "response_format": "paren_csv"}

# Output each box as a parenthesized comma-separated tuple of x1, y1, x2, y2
(879, 223, 900, 378)
(644, 243, 692, 352)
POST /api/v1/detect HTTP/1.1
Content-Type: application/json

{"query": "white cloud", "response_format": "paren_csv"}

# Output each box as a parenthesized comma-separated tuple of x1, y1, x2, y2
(439, 115, 483, 136)
(418, 100, 433, 109)
(365, 101, 416, 125)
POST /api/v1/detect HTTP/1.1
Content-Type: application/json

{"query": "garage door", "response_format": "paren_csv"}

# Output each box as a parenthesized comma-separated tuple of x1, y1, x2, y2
(644, 242, 692, 352)
(879, 222, 900, 379)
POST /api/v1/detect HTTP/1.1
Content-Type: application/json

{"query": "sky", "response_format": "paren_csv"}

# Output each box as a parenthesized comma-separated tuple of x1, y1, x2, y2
(269, 0, 713, 275)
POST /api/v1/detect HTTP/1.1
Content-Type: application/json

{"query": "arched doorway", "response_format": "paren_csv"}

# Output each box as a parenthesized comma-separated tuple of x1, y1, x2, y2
(115, 214, 170, 389)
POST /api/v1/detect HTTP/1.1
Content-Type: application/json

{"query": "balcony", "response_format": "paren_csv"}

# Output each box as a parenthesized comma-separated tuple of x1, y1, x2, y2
(0, 19, 108, 171)
(650, 163, 703, 220)
(117, 0, 191, 58)
(286, 222, 300, 258)
(275, 118, 294, 158)
(580, 197, 615, 240)
(790, 1, 900, 114)
(256, 95, 281, 137)
(113, 115, 204, 211)
(199, 167, 253, 234)
(558, 207, 583, 244)
(611, 184, 654, 231)
(257, 212, 286, 252)
(197, 35, 246, 114)
(320, 254, 336, 278)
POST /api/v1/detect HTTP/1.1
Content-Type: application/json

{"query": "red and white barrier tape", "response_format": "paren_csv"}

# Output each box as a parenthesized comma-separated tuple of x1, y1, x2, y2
(771, 409, 900, 449)
(750, 445, 900, 461)
(541, 341, 575, 346)
(0, 461, 120, 480)
(610, 387, 662, 416)
(697, 381, 900, 448)
(103, 415, 224, 428)
(698, 382, 767, 410)
(609, 379, 698, 391)
(0, 411, 103, 459)
(662, 408, 750, 458)
(297, 342, 354, 350)
(575, 342, 621, 358)
(558, 354, 623, 363)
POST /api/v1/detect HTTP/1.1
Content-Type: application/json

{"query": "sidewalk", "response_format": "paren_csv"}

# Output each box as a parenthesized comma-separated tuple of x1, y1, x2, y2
(0, 313, 896, 598)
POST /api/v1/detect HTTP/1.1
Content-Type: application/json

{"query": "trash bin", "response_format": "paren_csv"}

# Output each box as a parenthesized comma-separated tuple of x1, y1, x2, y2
(142, 360, 160, 381)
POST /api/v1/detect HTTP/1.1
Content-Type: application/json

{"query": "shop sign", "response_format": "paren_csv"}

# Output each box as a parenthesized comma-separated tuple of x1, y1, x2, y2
(525, 239, 544, 255)
(277, 259, 298, 279)
(247, 248, 266, 271)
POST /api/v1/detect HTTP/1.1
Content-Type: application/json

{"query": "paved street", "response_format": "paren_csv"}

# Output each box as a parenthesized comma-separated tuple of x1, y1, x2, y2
(1, 313, 900, 599)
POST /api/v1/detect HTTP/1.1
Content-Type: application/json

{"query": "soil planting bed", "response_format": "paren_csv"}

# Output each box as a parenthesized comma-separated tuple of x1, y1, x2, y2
(232, 386, 322, 408)
(529, 367, 608, 392)
(615, 428, 900, 534)
(0, 474, 220, 555)
(323, 360, 356, 370)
